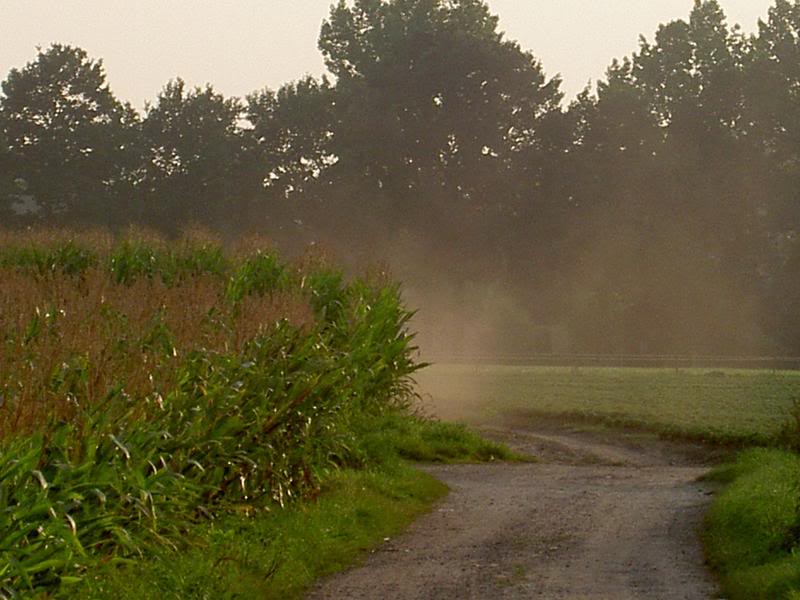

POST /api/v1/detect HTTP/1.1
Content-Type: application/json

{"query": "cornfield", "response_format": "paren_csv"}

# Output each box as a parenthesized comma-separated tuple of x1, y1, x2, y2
(0, 229, 420, 596)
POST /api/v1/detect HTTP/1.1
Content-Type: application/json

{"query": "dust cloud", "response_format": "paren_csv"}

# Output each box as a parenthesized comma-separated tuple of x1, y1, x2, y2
(360, 216, 773, 367)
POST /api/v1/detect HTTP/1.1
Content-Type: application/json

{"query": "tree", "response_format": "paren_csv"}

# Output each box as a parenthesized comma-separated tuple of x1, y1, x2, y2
(633, 0, 746, 134)
(317, 0, 563, 234)
(743, 0, 800, 223)
(0, 124, 16, 220)
(552, 1, 777, 354)
(744, 0, 800, 351)
(0, 44, 139, 224)
(140, 79, 257, 231)
(247, 76, 336, 198)
(746, 1, 800, 156)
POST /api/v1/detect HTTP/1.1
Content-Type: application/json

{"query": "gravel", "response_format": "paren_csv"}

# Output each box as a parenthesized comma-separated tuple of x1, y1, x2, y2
(309, 426, 719, 600)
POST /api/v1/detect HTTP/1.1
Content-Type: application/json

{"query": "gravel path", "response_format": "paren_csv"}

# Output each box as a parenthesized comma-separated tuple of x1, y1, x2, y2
(309, 427, 719, 600)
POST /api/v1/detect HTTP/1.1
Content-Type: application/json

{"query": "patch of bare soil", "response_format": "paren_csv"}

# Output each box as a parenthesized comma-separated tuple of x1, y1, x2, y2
(309, 426, 719, 600)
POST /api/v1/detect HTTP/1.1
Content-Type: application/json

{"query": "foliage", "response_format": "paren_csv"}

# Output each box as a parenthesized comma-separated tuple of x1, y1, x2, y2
(353, 411, 520, 465)
(0, 44, 139, 224)
(139, 80, 260, 232)
(73, 465, 447, 600)
(72, 407, 514, 598)
(247, 76, 336, 197)
(318, 0, 563, 221)
(0, 231, 423, 596)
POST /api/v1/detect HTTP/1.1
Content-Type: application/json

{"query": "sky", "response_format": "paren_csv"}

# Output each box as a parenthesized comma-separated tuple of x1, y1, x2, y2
(1, 1, 777, 109)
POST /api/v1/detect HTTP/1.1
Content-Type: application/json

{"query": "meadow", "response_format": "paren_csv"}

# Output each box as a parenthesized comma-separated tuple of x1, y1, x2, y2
(417, 363, 800, 444)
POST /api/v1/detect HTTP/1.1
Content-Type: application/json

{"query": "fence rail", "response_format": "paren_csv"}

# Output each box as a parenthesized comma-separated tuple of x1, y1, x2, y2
(422, 354, 800, 370)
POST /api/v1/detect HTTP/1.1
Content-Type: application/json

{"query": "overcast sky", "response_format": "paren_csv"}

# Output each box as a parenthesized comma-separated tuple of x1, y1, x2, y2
(1, 1, 776, 108)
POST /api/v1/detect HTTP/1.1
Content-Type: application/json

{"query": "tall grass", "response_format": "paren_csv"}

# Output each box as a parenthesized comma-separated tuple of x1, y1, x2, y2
(0, 229, 421, 596)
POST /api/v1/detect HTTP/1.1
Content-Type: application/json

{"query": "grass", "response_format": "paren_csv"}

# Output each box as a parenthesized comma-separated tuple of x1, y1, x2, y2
(355, 412, 522, 464)
(70, 411, 512, 599)
(704, 449, 800, 600)
(69, 465, 447, 599)
(418, 364, 800, 444)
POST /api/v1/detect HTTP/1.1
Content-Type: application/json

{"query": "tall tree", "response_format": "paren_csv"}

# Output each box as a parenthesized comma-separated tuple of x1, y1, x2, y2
(244, 77, 338, 247)
(0, 124, 16, 220)
(745, 0, 800, 351)
(247, 76, 335, 199)
(0, 44, 139, 225)
(140, 79, 257, 231)
(746, 0, 800, 158)
(634, 0, 746, 134)
(744, 0, 800, 216)
(318, 0, 563, 236)
(556, 1, 776, 354)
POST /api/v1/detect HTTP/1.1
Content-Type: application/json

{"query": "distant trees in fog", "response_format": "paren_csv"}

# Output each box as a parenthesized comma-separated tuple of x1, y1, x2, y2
(2, 0, 800, 355)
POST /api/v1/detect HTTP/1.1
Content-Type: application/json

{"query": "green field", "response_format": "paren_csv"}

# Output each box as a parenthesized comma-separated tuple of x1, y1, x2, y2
(417, 364, 800, 443)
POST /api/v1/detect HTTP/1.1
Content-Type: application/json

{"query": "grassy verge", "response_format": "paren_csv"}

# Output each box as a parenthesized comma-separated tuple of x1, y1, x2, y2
(356, 412, 522, 464)
(70, 412, 513, 599)
(72, 465, 444, 599)
(704, 449, 800, 600)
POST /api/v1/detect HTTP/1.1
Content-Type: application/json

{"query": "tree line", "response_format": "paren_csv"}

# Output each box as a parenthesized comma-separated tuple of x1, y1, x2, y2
(2, 0, 800, 356)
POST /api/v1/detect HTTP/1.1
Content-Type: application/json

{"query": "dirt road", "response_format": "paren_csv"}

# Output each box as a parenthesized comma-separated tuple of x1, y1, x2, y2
(309, 426, 719, 599)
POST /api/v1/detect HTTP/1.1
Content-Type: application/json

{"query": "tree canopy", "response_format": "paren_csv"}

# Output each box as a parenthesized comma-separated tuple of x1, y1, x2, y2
(0, 44, 138, 224)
